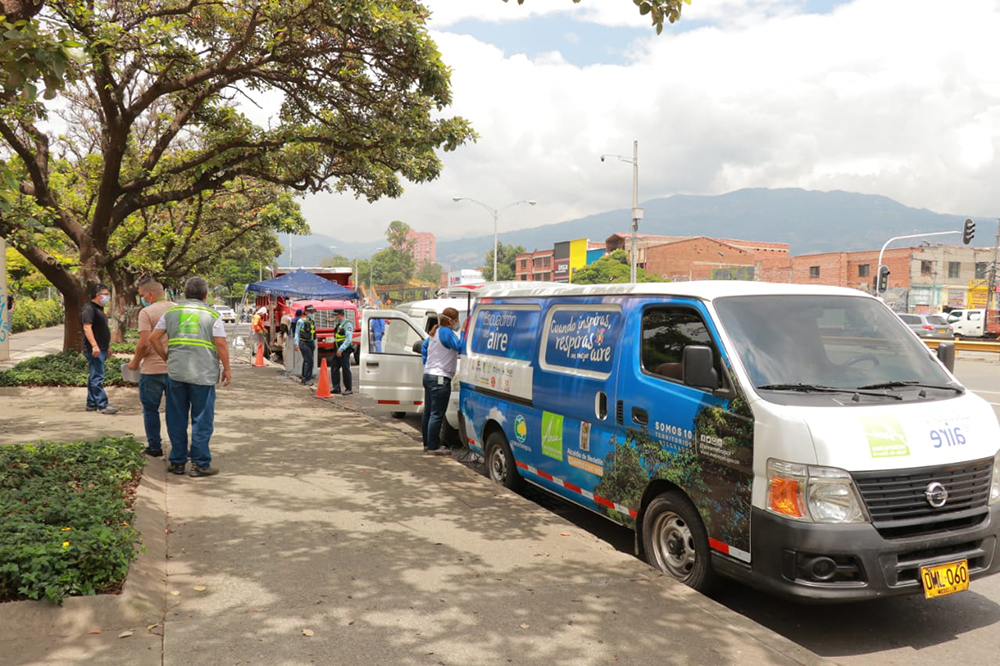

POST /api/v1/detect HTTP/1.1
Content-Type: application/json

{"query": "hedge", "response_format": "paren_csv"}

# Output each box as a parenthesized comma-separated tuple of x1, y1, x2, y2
(11, 297, 64, 334)
(0, 437, 145, 604)
(0, 351, 126, 387)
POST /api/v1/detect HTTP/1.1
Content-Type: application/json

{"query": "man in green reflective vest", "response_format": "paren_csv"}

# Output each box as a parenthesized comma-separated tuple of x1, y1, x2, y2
(151, 277, 232, 477)
(330, 308, 354, 395)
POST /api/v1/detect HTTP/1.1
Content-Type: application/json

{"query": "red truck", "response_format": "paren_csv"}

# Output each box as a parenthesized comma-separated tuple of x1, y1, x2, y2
(253, 267, 361, 363)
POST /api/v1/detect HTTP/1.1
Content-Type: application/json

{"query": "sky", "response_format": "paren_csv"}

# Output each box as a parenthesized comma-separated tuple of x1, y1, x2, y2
(297, 0, 1000, 245)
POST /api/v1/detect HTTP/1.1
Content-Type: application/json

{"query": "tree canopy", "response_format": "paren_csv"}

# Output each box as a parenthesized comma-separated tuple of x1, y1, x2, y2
(0, 0, 474, 349)
(482, 242, 525, 281)
(571, 249, 660, 284)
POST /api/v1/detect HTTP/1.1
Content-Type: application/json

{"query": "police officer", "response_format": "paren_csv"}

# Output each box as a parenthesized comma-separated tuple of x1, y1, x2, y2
(151, 277, 231, 477)
(295, 304, 316, 385)
(331, 309, 354, 395)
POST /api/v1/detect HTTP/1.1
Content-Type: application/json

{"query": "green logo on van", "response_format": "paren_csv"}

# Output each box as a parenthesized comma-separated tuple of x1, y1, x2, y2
(861, 416, 910, 458)
(541, 412, 564, 461)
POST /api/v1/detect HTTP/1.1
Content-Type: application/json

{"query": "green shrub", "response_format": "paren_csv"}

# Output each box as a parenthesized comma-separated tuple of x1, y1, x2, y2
(11, 297, 64, 334)
(0, 437, 145, 604)
(109, 341, 136, 354)
(0, 351, 126, 387)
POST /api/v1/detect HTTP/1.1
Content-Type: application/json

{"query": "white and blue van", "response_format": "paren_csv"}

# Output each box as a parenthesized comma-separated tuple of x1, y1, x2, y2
(458, 281, 1000, 601)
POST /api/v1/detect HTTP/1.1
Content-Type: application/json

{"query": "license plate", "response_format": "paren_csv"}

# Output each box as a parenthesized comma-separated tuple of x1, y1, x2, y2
(938, 328, 948, 334)
(921, 560, 969, 598)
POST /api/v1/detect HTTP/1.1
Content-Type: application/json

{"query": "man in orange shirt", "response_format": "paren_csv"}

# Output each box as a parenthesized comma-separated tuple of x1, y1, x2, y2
(127, 278, 175, 457)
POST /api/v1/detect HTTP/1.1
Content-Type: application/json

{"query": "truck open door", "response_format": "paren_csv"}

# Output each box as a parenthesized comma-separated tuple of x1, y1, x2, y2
(360, 309, 427, 416)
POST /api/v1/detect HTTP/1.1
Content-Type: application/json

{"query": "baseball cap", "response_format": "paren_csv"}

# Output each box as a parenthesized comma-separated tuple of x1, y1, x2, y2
(304, 305, 316, 313)
(295, 309, 303, 316)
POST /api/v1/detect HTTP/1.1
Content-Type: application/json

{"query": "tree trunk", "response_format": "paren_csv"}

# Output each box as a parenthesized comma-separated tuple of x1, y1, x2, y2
(109, 272, 138, 342)
(62, 286, 86, 353)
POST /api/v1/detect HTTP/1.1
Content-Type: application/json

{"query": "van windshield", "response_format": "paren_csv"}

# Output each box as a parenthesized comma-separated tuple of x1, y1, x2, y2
(714, 295, 953, 394)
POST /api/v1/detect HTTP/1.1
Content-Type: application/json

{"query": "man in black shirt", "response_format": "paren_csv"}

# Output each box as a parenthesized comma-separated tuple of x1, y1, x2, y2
(80, 283, 118, 414)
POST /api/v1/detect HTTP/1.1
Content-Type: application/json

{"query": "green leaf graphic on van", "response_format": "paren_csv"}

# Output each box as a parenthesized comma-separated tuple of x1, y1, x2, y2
(541, 412, 564, 461)
(861, 416, 910, 458)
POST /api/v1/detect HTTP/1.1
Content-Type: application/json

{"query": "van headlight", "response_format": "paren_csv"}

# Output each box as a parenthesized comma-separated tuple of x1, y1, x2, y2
(767, 459, 869, 524)
(990, 452, 1000, 506)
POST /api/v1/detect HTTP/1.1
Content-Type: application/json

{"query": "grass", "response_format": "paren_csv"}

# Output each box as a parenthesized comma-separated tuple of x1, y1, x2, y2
(0, 351, 127, 387)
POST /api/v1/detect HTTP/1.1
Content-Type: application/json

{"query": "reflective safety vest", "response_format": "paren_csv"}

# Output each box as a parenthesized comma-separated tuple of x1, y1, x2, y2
(162, 300, 220, 386)
(334, 319, 349, 347)
(299, 317, 316, 342)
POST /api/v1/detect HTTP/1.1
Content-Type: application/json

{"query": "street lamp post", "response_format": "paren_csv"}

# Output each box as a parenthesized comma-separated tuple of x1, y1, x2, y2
(602, 140, 643, 283)
(874, 231, 961, 298)
(453, 197, 537, 281)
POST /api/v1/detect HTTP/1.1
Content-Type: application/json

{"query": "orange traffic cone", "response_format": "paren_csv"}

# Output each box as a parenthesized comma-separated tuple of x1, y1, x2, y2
(315, 358, 332, 398)
(253, 343, 265, 367)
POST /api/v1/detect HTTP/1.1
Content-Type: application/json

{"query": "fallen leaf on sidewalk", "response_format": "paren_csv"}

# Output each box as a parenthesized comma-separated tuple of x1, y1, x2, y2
(560, 532, 570, 536)
(302, 629, 314, 637)
(147, 624, 159, 631)
(170, 590, 180, 596)
(519, 623, 529, 629)
(118, 631, 133, 639)
(88, 630, 101, 635)
(193, 586, 207, 592)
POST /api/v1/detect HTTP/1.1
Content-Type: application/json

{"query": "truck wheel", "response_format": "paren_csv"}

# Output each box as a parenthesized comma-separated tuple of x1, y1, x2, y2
(641, 491, 718, 593)
(485, 431, 522, 491)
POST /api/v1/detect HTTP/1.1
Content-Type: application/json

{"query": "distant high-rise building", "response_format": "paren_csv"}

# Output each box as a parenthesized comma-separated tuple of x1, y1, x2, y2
(406, 230, 436, 265)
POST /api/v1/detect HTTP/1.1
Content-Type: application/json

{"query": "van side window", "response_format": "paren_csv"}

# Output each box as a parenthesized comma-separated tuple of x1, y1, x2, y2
(370, 317, 423, 356)
(641, 308, 721, 388)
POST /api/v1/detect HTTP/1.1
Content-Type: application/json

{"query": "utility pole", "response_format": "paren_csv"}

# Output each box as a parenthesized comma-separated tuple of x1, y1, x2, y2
(0, 237, 9, 361)
(988, 219, 1000, 312)
(601, 141, 643, 283)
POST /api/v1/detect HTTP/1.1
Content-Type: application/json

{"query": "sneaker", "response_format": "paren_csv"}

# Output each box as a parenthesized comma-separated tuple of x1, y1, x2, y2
(86, 405, 98, 412)
(343, 390, 353, 395)
(426, 448, 450, 456)
(144, 448, 164, 457)
(169, 463, 186, 475)
(99, 406, 119, 415)
(189, 465, 219, 477)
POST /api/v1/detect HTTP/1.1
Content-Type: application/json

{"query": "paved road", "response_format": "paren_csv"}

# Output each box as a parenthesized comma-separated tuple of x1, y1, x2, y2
(0, 325, 64, 369)
(356, 356, 1000, 666)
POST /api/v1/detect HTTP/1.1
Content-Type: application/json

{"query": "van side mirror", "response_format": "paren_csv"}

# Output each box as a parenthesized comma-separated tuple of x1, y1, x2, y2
(936, 342, 956, 373)
(683, 345, 719, 391)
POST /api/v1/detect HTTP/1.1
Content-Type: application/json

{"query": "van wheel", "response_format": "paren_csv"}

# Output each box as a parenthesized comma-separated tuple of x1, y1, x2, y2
(390, 411, 406, 419)
(642, 491, 717, 593)
(485, 431, 522, 491)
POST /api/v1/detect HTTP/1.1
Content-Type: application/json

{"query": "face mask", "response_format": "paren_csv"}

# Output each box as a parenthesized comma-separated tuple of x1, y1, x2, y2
(100, 295, 110, 305)
(140, 297, 149, 307)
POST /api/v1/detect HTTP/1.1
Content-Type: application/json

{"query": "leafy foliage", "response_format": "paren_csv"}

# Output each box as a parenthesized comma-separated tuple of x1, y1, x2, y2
(415, 261, 443, 283)
(508, 0, 691, 35)
(0, 350, 126, 386)
(482, 242, 525, 281)
(10, 295, 62, 333)
(0, 437, 145, 604)
(571, 249, 660, 284)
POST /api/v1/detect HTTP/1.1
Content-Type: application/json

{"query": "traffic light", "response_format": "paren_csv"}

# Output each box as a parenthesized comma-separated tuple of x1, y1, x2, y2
(963, 218, 976, 245)
(877, 265, 890, 292)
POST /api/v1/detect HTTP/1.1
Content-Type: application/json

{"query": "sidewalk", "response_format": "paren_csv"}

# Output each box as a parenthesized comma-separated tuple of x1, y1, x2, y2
(0, 365, 825, 665)
(0, 325, 65, 369)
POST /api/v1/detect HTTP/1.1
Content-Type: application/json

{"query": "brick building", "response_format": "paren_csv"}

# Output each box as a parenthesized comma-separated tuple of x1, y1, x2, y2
(514, 249, 555, 281)
(605, 233, 790, 281)
(406, 230, 436, 265)
(789, 244, 997, 313)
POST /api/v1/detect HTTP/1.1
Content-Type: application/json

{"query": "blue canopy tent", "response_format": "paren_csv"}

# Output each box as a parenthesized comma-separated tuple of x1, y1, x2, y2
(245, 270, 359, 301)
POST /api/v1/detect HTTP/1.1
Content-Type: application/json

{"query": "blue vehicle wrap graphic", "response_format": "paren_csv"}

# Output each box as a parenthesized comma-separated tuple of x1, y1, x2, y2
(543, 308, 621, 375)
(461, 294, 754, 559)
(469, 308, 539, 361)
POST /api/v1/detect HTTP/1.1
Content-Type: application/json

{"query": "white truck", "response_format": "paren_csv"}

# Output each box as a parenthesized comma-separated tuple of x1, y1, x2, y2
(946, 309, 1000, 339)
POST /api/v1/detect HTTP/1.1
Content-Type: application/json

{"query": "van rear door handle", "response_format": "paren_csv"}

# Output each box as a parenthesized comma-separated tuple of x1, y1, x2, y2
(366, 362, 379, 369)
(631, 407, 648, 426)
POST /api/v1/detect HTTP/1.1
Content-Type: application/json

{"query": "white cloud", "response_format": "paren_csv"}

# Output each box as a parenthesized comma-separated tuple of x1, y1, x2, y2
(303, 0, 1000, 252)
(488, 406, 507, 425)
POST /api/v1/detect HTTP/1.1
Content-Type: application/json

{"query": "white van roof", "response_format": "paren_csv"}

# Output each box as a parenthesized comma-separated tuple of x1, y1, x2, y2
(395, 297, 473, 315)
(476, 280, 873, 302)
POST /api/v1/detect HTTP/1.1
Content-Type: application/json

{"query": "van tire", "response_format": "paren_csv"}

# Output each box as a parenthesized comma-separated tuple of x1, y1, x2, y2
(641, 491, 718, 594)
(485, 431, 522, 491)
(390, 411, 406, 419)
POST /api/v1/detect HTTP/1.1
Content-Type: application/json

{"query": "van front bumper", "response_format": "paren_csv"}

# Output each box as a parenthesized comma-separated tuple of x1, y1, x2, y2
(746, 506, 1000, 602)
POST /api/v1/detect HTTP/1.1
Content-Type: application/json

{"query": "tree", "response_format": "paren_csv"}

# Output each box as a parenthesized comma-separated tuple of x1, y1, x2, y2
(386, 220, 415, 255)
(483, 243, 525, 281)
(571, 249, 660, 284)
(415, 261, 443, 284)
(370, 247, 413, 287)
(507, 0, 690, 35)
(320, 254, 353, 269)
(0, 0, 474, 350)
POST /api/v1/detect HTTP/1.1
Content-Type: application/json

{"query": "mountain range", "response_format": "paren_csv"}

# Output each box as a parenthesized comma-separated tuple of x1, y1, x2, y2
(276, 188, 983, 270)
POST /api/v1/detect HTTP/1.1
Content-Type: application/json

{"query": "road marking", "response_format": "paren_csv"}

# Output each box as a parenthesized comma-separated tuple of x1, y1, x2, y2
(970, 389, 1000, 395)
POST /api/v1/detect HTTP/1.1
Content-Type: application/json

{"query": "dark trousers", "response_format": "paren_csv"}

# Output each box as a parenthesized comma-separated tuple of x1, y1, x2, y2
(300, 340, 315, 382)
(165, 378, 215, 468)
(421, 374, 452, 451)
(332, 349, 352, 392)
(86, 350, 109, 409)
(139, 373, 169, 450)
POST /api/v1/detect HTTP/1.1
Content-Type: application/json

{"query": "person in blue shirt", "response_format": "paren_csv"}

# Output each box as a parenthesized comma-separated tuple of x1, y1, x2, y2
(294, 305, 316, 385)
(370, 315, 385, 353)
(420, 307, 464, 455)
(331, 309, 355, 395)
